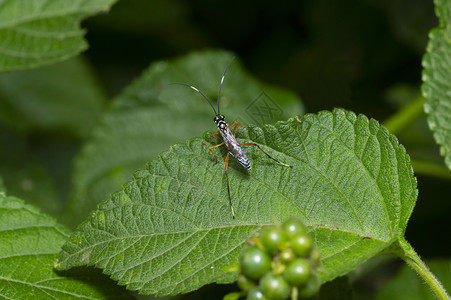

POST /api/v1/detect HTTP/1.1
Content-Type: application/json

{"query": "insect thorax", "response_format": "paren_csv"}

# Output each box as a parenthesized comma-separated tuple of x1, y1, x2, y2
(214, 115, 227, 130)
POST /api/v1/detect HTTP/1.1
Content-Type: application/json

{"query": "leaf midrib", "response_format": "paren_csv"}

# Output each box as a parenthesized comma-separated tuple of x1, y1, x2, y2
(58, 217, 387, 269)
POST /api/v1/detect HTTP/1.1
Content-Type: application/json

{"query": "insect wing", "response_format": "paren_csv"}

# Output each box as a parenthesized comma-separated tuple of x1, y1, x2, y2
(219, 126, 251, 169)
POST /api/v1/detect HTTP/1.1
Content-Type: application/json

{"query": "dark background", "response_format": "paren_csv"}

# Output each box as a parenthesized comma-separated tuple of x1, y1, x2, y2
(80, 0, 449, 298)
(83, 0, 434, 118)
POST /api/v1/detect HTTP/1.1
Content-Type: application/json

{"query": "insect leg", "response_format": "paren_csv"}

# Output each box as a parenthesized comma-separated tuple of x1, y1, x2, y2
(228, 121, 246, 137)
(224, 152, 235, 219)
(230, 120, 246, 129)
(208, 142, 224, 164)
(241, 143, 292, 168)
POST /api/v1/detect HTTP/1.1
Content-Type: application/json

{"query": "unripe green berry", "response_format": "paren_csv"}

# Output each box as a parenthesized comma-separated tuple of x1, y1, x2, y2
(280, 248, 295, 264)
(259, 273, 291, 300)
(240, 246, 272, 280)
(290, 233, 313, 257)
(283, 258, 312, 286)
(281, 217, 306, 238)
(260, 226, 286, 254)
(246, 287, 267, 300)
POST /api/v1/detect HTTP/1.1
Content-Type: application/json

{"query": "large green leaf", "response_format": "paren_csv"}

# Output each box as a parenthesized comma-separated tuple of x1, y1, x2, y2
(0, 56, 106, 137)
(56, 109, 417, 296)
(63, 50, 303, 227)
(0, 0, 118, 72)
(422, 0, 451, 169)
(0, 192, 134, 299)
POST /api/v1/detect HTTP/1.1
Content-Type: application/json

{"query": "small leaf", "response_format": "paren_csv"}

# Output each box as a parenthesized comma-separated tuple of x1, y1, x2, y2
(376, 259, 451, 300)
(0, 56, 106, 137)
(56, 109, 417, 296)
(0, 193, 134, 299)
(63, 50, 303, 227)
(422, 0, 451, 169)
(0, 0, 118, 72)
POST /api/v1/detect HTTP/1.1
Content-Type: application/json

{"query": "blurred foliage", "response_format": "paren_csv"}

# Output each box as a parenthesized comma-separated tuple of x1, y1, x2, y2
(351, 257, 451, 300)
(0, 123, 61, 216)
(83, 0, 435, 116)
(0, 57, 107, 217)
(0, 57, 106, 137)
(0, 0, 118, 72)
(374, 259, 451, 300)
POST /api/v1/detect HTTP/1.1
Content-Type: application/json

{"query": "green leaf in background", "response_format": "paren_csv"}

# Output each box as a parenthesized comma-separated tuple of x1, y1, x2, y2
(383, 0, 436, 55)
(376, 259, 451, 300)
(0, 0, 118, 72)
(422, 0, 451, 169)
(0, 124, 60, 216)
(0, 192, 134, 299)
(63, 50, 303, 227)
(0, 56, 107, 217)
(316, 276, 353, 300)
(0, 56, 106, 138)
(384, 85, 433, 158)
(56, 109, 417, 296)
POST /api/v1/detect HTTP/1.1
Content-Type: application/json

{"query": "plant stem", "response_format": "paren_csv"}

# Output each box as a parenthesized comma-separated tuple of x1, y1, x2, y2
(393, 238, 449, 300)
(292, 286, 298, 300)
(383, 96, 425, 135)
(411, 159, 451, 181)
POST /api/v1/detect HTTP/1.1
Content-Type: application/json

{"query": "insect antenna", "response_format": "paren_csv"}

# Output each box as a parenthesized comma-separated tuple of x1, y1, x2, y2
(217, 57, 236, 115)
(169, 83, 218, 115)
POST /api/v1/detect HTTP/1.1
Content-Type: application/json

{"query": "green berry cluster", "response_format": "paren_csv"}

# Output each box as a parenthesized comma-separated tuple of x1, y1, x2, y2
(236, 218, 321, 300)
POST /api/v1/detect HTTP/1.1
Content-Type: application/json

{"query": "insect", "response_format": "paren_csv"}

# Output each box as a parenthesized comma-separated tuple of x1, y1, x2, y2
(171, 58, 292, 218)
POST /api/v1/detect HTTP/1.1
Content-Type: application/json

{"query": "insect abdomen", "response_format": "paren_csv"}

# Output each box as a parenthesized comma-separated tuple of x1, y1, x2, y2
(219, 122, 251, 169)
(230, 150, 251, 169)
(238, 156, 251, 169)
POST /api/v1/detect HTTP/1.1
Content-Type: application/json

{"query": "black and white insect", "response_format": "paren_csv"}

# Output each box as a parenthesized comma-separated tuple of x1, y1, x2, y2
(171, 58, 292, 218)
